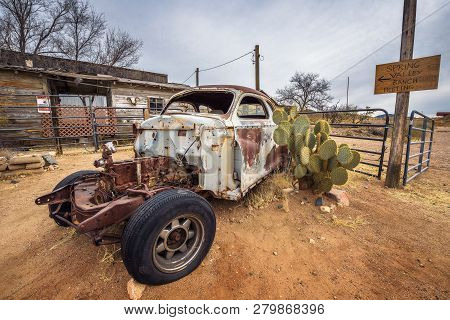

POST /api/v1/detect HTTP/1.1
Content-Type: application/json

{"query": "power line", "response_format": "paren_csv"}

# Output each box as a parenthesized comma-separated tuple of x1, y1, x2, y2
(330, 1, 450, 82)
(180, 49, 254, 84)
(181, 71, 196, 84)
(199, 50, 254, 72)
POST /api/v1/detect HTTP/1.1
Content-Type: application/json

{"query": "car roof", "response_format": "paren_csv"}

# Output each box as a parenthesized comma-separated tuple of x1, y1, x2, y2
(196, 85, 271, 99)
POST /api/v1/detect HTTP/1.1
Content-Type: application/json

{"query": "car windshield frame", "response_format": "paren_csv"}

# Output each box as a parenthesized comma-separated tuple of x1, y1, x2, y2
(162, 89, 236, 117)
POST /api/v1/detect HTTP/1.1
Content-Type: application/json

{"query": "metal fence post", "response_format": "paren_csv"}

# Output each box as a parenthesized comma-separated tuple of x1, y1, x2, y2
(417, 116, 428, 173)
(49, 104, 63, 155)
(426, 118, 435, 167)
(91, 105, 99, 152)
(378, 112, 390, 179)
(402, 112, 413, 185)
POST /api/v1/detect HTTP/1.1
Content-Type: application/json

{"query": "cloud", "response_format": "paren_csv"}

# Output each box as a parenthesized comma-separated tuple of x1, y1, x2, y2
(90, 0, 449, 115)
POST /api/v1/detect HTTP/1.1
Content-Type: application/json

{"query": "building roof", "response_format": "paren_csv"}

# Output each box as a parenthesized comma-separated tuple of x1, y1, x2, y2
(0, 64, 189, 90)
(0, 49, 167, 83)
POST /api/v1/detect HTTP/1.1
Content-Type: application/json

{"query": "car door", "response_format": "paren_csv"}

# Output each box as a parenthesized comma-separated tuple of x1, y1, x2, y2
(232, 94, 277, 193)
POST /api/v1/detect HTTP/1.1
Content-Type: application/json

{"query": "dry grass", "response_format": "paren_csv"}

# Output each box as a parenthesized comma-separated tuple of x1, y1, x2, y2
(97, 244, 122, 264)
(96, 244, 122, 282)
(333, 215, 368, 230)
(49, 229, 77, 250)
(244, 173, 293, 209)
(388, 180, 450, 214)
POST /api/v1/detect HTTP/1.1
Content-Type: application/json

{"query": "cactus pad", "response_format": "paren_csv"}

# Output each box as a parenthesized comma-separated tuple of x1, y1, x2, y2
(319, 132, 329, 144)
(279, 120, 292, 134)
(305, 129, 316, 150)
(300, 146, 310, 165)
(273, 109, 289, 125)
(294, 133, 304, 148)
(314, 120, 331, 135)
(343, 150, 360, 170)
(313, 172, 327, 183)
(315, 177, 333, 193)
(294, 164, 307, 178)
(293, 115, 310, 136)
(327, 156, 338, 171)
(336, 146, 353, 165)
(273, 127, 289, 146)
(307, 154, 322, 173)
(289, 106, 298, 119)
(318, 139, 337, 160)
(330, 167, 348, 185)
(288, 134, 296, 153)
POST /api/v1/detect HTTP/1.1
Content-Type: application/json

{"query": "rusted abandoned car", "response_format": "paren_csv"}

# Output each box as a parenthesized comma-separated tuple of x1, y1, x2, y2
(36, 85, 286, 284)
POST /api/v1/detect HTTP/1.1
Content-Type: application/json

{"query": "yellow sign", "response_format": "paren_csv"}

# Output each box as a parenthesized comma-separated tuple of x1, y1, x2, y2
(374, 55, 440, 94)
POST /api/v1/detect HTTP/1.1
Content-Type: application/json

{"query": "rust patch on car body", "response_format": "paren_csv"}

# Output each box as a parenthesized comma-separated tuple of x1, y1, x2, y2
(236, 128, 262, 167)
(264, 145, 288, 171)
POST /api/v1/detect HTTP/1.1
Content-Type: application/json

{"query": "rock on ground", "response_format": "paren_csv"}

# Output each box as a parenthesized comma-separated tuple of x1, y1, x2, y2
(320, 206, 331, 214)
(325, 189, 350, 207)
(127, 278, 147, 300)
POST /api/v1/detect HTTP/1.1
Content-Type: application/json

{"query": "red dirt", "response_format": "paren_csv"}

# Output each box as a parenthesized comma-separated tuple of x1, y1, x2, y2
(0, 130, 448, 300)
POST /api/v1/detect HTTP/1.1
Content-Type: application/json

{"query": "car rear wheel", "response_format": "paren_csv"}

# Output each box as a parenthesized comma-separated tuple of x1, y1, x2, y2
(121, 189, 216, 285)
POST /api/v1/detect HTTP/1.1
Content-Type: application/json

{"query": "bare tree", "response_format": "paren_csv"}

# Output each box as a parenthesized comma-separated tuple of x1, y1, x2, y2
(53, 0, 105, 62)
(0, 0, 71, 54)
(1, 0, 143, 67)
(276, 72, 332, 111)
(98, 28, 143, 68)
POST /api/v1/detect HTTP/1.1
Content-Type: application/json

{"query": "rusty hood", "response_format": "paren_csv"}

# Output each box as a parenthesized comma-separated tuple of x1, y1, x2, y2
(135, 114, 231, 169)
(139, 113, 227, 131)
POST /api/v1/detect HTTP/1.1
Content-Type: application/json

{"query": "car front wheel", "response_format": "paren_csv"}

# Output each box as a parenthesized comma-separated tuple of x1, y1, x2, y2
(121, 189, 216, 285)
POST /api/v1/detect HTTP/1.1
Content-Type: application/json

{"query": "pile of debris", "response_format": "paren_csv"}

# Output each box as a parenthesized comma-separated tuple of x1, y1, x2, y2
(0, 152, 58, 178)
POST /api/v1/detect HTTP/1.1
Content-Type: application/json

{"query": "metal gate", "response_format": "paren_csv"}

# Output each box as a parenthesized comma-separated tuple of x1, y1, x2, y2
(298, 108, 390, 179)
(403, 110, 435, 185)
(0, 94, 147, 153)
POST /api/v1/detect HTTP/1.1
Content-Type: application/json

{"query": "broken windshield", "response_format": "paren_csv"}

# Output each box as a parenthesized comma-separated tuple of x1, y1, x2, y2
(163, 91, 234, 115)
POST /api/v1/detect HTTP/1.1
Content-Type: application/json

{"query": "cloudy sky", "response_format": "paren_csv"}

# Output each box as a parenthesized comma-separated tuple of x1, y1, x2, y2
(91, 0, 449, 115)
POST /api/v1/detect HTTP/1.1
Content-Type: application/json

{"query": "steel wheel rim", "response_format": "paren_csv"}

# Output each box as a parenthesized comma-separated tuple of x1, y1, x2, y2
(152, 214, 204, 273)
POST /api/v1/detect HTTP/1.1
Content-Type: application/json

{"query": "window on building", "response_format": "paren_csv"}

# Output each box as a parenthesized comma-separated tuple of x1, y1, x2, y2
(148, 97, 164, 113)
(57, 95, 107, 107)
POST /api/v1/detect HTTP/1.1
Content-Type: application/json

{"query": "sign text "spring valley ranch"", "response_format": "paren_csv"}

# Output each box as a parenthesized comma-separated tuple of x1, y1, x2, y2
(374, 55, 441, 94)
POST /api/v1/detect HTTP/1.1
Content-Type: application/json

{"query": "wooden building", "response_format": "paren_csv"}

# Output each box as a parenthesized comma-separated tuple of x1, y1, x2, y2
(0, 50, 188, 149)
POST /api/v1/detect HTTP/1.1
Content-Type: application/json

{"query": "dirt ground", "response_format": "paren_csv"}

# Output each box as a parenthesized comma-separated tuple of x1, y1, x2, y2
(0, 129, 448, 300)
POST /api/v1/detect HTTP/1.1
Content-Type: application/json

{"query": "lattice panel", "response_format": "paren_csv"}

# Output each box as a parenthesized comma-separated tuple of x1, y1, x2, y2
(94, 108, 117, 135)
(41, 113, 54, 138)
(56, 106, 92, 137)
(41, 106, 118, 138)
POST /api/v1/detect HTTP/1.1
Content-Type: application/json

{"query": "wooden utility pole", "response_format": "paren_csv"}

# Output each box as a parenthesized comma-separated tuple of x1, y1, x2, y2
(195, 68, 199, 86)
(385, 0, 417, 188)
(255, 45, 260, 90)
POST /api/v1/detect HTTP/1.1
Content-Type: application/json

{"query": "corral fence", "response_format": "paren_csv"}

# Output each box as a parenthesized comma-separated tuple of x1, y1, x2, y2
(0, 94, 147, 153)
(298, 108, 390, 179)
(403, 110, 435, 185)
(1, 96, 393, 179)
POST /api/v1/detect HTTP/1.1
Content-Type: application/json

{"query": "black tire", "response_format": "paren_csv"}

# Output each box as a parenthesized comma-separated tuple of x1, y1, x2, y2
(49, 170, 98, 227)
(122, 189, 216, 285)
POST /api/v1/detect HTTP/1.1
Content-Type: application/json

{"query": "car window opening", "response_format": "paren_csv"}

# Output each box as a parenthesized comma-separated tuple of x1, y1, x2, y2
(164, 91, 234, 115)
(237, 96, 268, 119)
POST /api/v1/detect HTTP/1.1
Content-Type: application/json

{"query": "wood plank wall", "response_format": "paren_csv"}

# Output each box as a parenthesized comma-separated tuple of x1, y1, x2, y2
(0, 70, 49, 143)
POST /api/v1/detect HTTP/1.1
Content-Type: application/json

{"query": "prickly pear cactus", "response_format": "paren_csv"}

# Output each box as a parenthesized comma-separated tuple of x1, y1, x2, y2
(272, 107, 361, 194)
